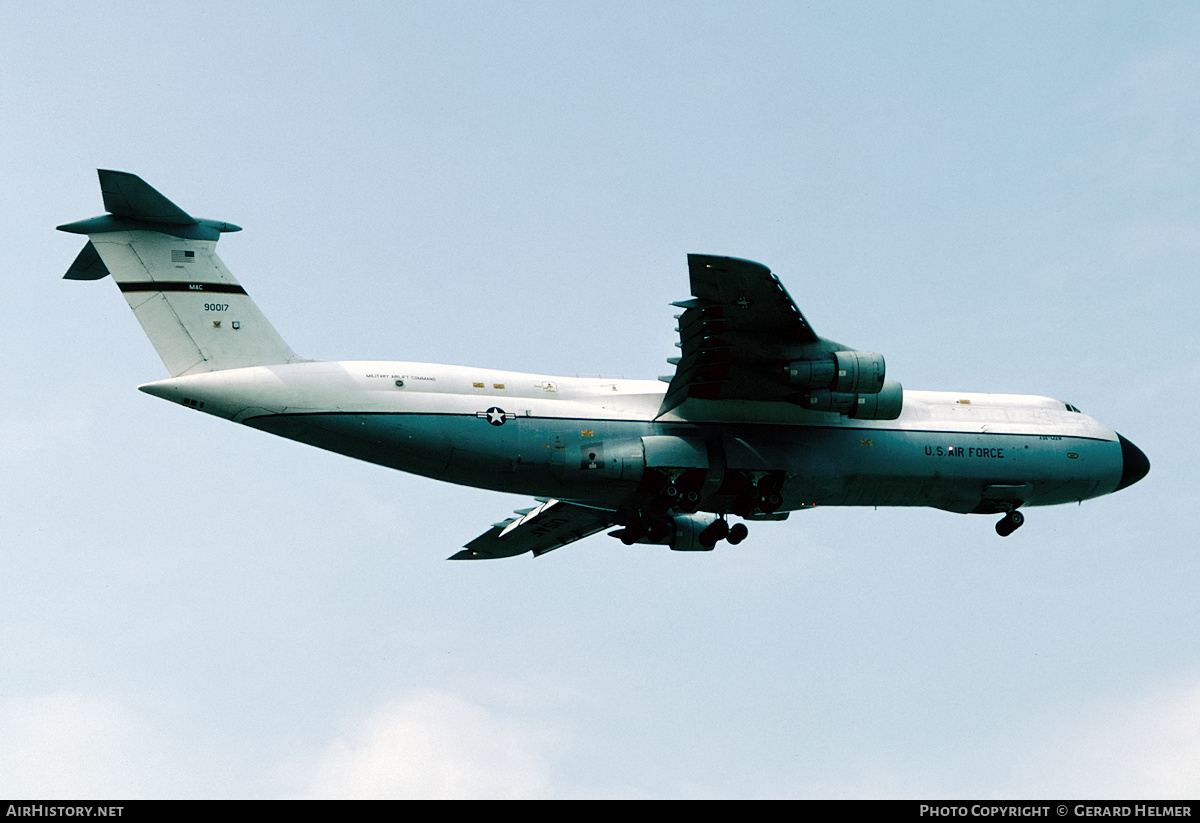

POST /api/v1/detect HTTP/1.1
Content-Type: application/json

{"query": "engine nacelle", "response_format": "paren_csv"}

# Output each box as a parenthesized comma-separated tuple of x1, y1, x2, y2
(800, 379, 904, 420)
(785, 351, 886, 394)
(662, 513, 722, 551)
(783, 357, 836, 389)
(615, 513, 721, 551)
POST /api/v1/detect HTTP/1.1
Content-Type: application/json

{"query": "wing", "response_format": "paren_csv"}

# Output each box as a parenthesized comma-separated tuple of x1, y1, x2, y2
(449, 499, 616, 560)
(660, 254, 830, 413)
(659, 254, 901, 420)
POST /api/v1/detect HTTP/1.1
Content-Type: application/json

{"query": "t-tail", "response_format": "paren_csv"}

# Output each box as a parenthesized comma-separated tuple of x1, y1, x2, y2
(59, 170, 301, 376)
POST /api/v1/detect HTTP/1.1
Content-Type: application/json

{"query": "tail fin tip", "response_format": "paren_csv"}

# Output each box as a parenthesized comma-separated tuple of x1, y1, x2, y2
(59, 170, 299, 376)
(98, 169, 195, 225)
(57, 170, 242, 239)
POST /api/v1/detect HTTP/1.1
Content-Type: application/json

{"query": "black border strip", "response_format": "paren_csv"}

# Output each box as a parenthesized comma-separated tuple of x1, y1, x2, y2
(117, 281, 247, 294)
(236, 410, 1119, 444)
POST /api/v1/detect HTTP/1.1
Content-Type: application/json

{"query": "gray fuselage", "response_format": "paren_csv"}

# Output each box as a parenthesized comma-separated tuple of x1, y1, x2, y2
(139, 359, 1137, 519)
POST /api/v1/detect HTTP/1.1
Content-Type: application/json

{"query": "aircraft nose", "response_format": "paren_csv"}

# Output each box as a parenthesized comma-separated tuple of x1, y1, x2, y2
(1115, 433, 1150, 491)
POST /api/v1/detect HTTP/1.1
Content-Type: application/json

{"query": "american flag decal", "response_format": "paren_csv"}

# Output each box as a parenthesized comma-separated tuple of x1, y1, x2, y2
(171, 250, 195, 263)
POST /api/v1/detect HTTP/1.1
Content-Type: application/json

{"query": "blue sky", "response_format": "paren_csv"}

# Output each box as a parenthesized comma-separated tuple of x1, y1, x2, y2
(1, 1, 1195, 798)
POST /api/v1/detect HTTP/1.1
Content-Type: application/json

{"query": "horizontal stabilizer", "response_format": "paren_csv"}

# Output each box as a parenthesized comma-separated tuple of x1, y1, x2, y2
(63, 241, 110, 280)
(58, 170, 241, 240)
(100, 169, 196, 225)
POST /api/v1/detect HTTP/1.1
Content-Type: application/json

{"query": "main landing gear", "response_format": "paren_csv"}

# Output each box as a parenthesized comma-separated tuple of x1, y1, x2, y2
(995, 509, 1025, 537)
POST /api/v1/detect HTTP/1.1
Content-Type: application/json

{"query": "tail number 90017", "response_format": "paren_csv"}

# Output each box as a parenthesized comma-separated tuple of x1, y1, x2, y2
(204, 303, 229, 311)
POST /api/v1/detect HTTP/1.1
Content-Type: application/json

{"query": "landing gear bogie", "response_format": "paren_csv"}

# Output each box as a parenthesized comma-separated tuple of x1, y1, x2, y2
(698, 518, 748, 549)
(698, 519, 729, 549)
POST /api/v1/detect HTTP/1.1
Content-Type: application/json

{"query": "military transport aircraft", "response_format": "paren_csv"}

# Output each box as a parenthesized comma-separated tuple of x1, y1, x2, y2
(59, 170, 1149, 559)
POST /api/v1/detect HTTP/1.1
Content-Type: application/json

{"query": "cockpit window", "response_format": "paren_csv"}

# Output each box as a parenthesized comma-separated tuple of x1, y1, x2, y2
(1064, 403, 1082, 413)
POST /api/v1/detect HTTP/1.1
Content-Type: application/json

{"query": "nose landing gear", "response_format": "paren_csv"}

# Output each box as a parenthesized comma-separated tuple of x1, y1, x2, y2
(995, 509, 1025, 537)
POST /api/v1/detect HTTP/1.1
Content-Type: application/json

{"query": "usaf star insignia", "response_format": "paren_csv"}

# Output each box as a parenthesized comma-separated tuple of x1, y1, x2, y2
(477, 407, 512, 426)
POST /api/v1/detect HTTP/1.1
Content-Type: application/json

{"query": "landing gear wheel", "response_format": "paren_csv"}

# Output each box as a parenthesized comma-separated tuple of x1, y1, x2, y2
(995, 510, 1025, 537)
(698, 519, 729, 549)
(726, 523, 749, 545)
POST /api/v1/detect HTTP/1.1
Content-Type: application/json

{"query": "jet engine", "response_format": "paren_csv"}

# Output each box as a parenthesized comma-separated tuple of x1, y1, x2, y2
(785, 351, 886, 394)
(784, 351, 902, 420)
(800, 379, 904, 420)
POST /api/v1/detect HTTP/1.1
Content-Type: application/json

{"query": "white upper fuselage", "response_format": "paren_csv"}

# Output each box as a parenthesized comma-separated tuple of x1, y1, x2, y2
(140, 359, 1117, 442)
(138, 358, 1127, 517)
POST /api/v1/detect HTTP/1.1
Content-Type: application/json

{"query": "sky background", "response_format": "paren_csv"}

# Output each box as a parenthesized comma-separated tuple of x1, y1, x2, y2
(1, 1, 1195, 798)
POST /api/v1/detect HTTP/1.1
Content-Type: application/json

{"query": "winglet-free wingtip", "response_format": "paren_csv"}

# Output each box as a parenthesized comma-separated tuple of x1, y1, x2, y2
(686, 253, 772, 276)
(448, 546, 519, 560)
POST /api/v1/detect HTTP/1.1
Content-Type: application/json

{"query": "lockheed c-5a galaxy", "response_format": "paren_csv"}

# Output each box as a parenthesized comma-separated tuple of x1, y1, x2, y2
(60, 171, 1149, 559)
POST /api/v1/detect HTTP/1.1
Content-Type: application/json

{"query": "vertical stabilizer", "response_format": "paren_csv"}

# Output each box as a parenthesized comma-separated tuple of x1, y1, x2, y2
(59, 170, 301, 377)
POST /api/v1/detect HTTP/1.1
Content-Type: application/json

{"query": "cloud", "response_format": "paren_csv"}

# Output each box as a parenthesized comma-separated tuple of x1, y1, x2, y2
(1056, 675, 1200, 798)
(983, 673, 1200, 799)
(756, 674, 1200, 800)
(0, 692, 166, 798)
(286, 689, 553, 799)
